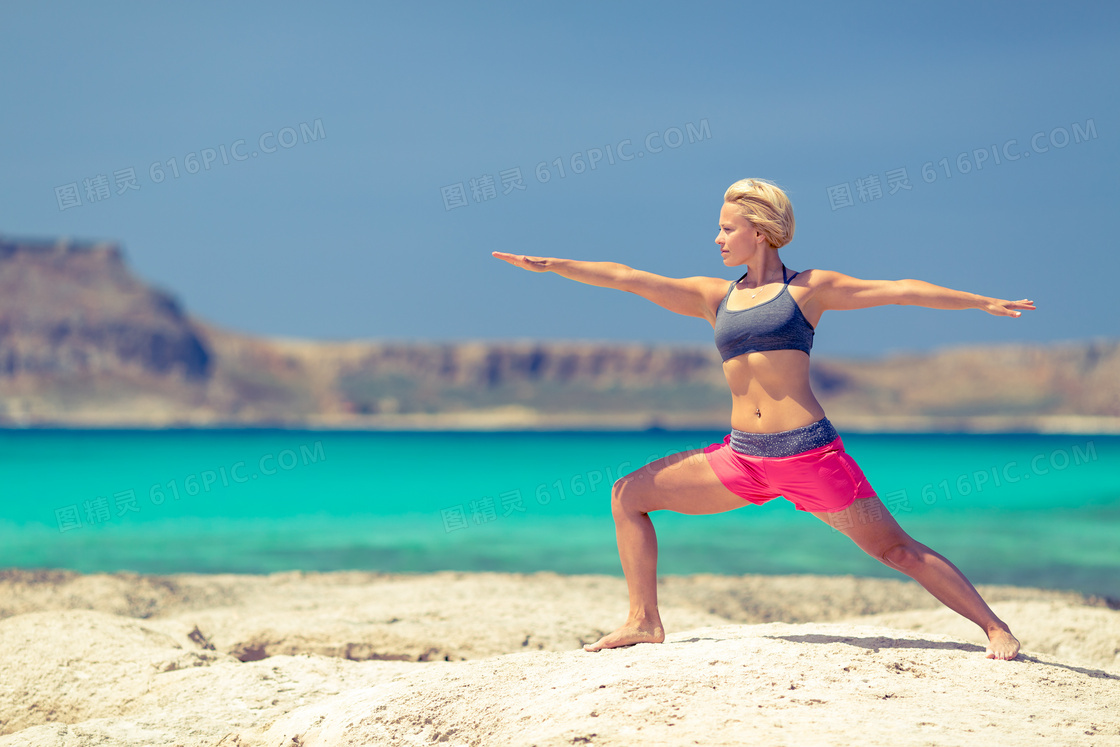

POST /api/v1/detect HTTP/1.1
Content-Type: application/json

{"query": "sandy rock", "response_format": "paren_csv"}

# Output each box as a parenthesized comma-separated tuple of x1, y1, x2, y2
(0, 569, 340, 620)
(2, 569, 1096, 662)
(844, 598, 1120, 671)
(657, 572, 1093, 623)
(0, 613, 421, 747)
(166, 571, 729, 664)
(0, 719, 206, 747)
(0, 609, 227, 734)
(242, 622, 1120, 747)
(2, 571, 1118, 746)
(0, 652, 422, 747)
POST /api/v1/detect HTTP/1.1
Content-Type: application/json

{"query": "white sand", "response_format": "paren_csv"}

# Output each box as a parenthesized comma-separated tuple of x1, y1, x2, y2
(0, 569, 1117, 746)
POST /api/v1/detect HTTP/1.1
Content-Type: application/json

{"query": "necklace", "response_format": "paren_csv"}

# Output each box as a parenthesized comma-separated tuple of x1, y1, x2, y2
(747, 264, 786, 298)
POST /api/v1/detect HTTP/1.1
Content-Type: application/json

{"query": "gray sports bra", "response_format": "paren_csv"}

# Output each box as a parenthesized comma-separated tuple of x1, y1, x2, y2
(714, 266, 815, 361)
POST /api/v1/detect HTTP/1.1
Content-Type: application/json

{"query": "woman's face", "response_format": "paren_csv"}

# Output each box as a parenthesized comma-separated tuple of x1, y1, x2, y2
(716, 203, 766, 266)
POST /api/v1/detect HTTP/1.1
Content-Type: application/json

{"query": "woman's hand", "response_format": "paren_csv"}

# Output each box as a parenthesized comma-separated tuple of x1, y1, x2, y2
(980, 298, 1036, 318)
(492, 251, 554, 273)
(491, 251, 726, 321)
(806, 271, 1037, 319)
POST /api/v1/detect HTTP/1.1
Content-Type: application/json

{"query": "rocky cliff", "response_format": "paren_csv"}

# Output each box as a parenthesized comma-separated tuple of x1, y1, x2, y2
(1, 235, 1117, 431)
(0, 238, 209, 380)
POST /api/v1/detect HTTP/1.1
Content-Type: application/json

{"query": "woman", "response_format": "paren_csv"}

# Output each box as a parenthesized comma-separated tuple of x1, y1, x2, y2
(492, 178, 1033, 660)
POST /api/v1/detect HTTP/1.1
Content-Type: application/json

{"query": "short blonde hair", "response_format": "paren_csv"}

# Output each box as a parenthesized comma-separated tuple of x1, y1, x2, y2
(723, 178, 795, 249)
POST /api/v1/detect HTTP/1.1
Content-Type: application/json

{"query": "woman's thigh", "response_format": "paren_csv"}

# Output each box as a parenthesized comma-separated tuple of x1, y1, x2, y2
(809, 496, 911, 558)
(615, 448, 747, 516)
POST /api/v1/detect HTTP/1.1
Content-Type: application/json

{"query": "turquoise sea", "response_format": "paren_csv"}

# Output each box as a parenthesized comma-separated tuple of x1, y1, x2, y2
(1, 429, 1118, 598)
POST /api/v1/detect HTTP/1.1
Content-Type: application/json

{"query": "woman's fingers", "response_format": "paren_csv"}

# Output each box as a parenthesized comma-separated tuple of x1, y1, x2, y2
(989, 298, 1036, 317)
(491, 251, 551, 272)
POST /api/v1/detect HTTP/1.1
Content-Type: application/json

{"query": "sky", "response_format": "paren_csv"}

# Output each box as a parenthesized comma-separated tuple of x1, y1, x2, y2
(2, 0, 1117, 358)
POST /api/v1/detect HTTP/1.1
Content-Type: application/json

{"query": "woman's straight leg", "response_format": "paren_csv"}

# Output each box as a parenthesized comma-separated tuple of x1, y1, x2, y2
(812, 496, 1020, 659)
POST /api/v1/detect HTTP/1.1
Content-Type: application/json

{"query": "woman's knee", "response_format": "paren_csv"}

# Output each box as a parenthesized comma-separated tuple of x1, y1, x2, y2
(611, 473, 649, 516)
(880, 541, 922, 570)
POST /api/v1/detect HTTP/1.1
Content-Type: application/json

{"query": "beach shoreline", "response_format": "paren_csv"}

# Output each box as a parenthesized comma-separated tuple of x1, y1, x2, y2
(1, 568, 1118, 745)
(3, 413, 1120, 434)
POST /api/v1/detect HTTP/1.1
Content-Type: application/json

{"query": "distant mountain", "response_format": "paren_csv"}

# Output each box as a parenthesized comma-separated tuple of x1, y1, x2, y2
(0, 238, 209, 380)
(1, 236, 1117, 432)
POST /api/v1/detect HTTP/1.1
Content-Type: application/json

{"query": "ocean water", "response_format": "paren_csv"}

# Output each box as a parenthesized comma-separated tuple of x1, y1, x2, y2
(0, 429, 1117, 598)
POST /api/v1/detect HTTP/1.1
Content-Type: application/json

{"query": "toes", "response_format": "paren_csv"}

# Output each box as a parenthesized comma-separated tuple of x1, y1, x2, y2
(984, 643, 1020, 661)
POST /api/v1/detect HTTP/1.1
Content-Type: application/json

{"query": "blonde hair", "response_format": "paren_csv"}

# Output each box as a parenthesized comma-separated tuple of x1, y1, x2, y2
(723, 178, 795, 249)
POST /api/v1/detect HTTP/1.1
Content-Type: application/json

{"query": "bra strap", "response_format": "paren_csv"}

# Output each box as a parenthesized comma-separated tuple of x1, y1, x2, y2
(736, 267, 796, 286)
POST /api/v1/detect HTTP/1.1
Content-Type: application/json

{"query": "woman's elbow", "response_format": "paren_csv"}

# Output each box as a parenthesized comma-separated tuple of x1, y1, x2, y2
(892, 279, 921, 306)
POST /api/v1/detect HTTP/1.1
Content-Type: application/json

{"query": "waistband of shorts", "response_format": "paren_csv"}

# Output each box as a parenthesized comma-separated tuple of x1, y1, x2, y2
(729, 418, 839, 457)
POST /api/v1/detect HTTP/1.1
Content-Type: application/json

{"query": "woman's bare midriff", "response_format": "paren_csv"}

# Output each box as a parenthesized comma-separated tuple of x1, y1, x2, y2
(723, 349, 826, 433)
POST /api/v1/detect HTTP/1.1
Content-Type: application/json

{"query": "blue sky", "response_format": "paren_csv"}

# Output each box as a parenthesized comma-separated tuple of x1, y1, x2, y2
(2, 0, 1117, 357)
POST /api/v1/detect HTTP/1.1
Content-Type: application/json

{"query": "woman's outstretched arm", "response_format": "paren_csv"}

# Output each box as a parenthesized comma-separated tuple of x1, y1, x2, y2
(803, 269, 1036, 318)
(492, 251, 728, 322)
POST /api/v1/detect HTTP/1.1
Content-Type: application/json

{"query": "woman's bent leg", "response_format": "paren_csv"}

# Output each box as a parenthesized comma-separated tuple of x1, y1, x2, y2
(812, 497, 1020, 660)
(583, 447, 747, 652)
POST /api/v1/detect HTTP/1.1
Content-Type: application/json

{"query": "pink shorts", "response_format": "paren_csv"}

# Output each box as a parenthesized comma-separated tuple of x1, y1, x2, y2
(704, 433, 877, 513)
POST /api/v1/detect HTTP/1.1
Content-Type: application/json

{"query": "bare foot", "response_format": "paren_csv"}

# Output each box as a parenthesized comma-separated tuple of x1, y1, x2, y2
(985, 626, 1020, 660)
(583, 620, 665, 652)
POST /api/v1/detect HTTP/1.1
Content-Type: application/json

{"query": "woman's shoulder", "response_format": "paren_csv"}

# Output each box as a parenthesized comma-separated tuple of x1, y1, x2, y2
(789, 268, 849, 287)
(696, 275, 736, 303)
(786, 269, 851, 309)
(690, 275, 737, 292)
